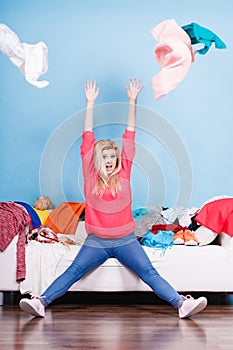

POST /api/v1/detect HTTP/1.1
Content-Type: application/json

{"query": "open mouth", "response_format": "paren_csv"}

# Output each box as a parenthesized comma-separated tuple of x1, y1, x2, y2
(106, 165, 113, 172)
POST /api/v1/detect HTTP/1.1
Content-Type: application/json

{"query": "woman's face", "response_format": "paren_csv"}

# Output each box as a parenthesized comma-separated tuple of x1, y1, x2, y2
(101, 148, 117, 175)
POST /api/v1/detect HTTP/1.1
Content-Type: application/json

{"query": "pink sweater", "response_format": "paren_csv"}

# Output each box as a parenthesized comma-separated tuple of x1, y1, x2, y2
(80, 129, 136, 238)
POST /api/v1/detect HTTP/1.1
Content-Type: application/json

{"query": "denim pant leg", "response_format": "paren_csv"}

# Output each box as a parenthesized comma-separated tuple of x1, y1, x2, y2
(41, 242, 110, 307)
(113, 238, 181, 308)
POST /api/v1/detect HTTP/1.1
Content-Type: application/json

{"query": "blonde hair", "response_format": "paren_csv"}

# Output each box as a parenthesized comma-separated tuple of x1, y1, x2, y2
(94, 139, 121, 196)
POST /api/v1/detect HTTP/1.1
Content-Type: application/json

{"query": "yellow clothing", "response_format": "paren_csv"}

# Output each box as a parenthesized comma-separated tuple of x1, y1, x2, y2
(33, 208, 52, 225)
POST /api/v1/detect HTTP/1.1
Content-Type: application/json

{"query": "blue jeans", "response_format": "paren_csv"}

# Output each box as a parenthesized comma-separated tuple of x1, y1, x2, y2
(41, 233, 181, 308)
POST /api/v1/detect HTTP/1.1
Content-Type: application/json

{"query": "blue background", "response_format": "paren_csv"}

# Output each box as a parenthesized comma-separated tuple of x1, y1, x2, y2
(0, 0, 232, 209)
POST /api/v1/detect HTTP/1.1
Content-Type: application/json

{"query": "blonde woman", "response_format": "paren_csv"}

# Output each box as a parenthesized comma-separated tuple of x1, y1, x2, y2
(20, 78, 207, 318)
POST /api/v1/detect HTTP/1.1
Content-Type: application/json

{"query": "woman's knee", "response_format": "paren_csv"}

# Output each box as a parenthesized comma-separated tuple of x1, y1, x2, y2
(139, 264, 160, 280)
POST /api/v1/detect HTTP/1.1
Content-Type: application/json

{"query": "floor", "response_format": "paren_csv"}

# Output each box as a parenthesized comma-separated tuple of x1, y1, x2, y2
(1, 296, 233, 350)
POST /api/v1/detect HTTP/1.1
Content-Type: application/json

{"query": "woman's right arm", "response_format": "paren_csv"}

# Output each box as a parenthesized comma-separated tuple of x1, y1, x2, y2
(83, 79, 100, 131)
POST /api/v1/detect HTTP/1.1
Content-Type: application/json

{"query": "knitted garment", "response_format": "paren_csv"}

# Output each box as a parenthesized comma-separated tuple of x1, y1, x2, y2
(134, 206, 166, 238)
(151, 19, 195, 99)
(182, 22, 226, 55)
(0, 202, 30, 280)
(80, 130, 136, 238)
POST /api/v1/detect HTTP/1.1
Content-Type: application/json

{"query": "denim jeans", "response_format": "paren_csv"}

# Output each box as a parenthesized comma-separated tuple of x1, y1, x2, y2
(41, 233, 181, 308)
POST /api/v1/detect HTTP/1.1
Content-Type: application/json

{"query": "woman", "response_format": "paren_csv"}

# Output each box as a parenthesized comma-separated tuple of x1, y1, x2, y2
(19, 78, 207, 318)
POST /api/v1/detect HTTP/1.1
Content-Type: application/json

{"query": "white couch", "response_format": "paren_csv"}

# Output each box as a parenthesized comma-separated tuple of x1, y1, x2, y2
(1, 221, 233, 306)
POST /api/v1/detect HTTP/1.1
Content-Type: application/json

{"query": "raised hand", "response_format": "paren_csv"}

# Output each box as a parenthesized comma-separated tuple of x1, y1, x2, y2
(84, 79, 100, 104)
(126, 78, 144, 103)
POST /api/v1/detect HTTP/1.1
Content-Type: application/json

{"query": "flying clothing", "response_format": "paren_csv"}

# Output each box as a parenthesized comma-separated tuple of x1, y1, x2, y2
(151, 19, 195, 100)
(182, 22, 226, 55)
(151, 19, 226, 99)
(0, 23, 49, 88)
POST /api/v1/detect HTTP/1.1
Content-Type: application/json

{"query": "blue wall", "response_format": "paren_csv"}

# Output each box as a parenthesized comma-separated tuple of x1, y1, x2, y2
(0, 0, 232, 209)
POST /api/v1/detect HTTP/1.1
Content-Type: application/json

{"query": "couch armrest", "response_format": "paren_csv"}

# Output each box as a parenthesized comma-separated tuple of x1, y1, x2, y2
(0, 235, 20, 291)
(219, 232, 233, 257)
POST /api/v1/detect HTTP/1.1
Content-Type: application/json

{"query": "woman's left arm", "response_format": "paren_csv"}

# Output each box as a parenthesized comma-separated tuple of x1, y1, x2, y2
(126, 78, 144, 131)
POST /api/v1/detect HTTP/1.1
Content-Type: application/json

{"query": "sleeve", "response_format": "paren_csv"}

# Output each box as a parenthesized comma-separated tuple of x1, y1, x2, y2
(121, 129, 136, 176)
(80, 131, 95, 176)
(80, 131, 95, 158)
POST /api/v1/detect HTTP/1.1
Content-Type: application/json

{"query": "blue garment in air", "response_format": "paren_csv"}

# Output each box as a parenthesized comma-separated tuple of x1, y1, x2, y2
(182, 22, 226, 55)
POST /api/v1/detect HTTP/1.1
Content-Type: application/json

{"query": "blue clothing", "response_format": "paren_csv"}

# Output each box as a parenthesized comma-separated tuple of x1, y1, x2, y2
(141, 230, 174, 255)
(15, 201, 41, 228)
(182, 22, 226, 55)
(41, 233, 181, 308)
(133, 207, 152, 221)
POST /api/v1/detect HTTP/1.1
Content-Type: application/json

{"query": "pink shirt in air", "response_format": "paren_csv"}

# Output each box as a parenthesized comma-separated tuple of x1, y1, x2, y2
(80, 129, 136, 238)
(151, 19, 195, 99)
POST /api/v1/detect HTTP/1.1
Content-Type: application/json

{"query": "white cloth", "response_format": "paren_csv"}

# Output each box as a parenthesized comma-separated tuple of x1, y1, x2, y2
(161, 206, 199, 227)
(0, 23, 49, 88)
(20, 241, 67, 295)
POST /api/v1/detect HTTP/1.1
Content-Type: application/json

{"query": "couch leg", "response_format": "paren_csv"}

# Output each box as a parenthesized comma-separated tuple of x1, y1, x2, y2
(0, 292, 3, 306)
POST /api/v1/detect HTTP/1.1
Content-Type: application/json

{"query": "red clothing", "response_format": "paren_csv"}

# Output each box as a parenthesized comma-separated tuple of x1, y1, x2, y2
(151, 223, 187, 234)
(0, 202, 30, 280)
(80, 129, 136, 238)
(195, 198, 233, 236)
